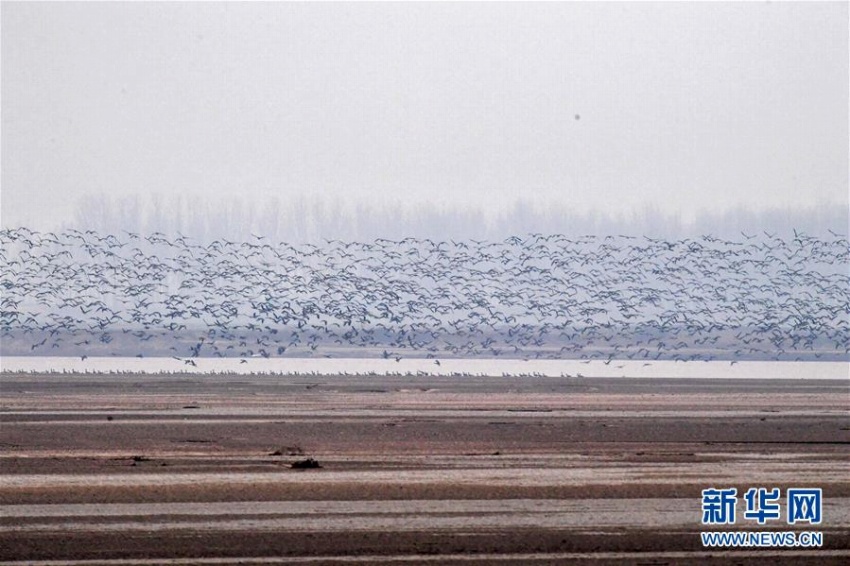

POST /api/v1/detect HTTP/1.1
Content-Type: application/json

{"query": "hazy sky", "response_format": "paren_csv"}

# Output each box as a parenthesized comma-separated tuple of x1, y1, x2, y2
(2, 1, 848, 230)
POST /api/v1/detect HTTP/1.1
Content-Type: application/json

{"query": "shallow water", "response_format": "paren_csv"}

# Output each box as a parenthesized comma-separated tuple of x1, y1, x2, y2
(2, 356, 847, 379)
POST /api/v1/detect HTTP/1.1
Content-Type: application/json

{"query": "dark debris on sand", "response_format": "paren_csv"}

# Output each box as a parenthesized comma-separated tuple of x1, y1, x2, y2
(290, 458, 322, 469)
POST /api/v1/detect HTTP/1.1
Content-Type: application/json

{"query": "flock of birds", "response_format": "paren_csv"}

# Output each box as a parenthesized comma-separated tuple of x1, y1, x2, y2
(1, 227, 848, 363)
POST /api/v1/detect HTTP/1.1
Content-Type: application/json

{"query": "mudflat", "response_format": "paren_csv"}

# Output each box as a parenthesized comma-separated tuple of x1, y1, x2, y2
(1, 373, 848, 564)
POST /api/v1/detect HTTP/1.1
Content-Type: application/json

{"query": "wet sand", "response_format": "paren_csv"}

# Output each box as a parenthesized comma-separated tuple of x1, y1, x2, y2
(1, 373, 848, 564)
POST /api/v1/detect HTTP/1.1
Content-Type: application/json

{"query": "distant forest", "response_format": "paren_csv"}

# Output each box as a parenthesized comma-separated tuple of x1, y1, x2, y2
(62, 194, 847, 244)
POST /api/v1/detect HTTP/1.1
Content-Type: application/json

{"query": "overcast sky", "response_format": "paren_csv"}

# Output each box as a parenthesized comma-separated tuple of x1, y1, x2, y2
(2, 1, 847, 231)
